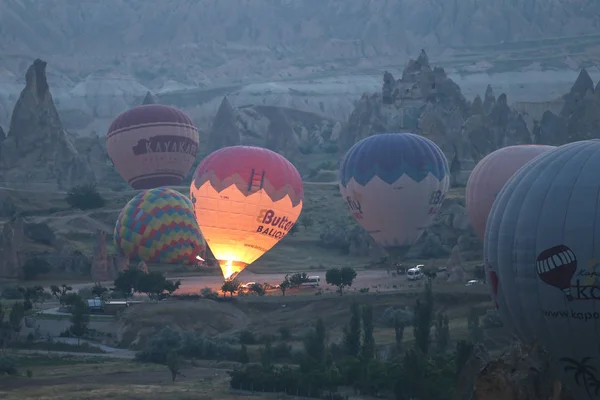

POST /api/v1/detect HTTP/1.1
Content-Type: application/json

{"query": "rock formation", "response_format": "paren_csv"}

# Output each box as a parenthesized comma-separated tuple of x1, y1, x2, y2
(207, 97, 242, 152)
(446, 245, 465, 282)
(454, 342, 571, 400)
(538, 68, 600, 145)
(205, 98, 337, 160)
(0, 59, 94, 189)
(136, 260, 149, 273)
(142, 91, 156, 105)
(340, 51, 532, 185)
(470, 343, 570, 400)
(90, 230, 128, 281)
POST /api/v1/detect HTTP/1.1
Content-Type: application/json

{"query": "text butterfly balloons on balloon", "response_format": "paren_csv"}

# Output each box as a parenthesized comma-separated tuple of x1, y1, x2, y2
(106, 104, 199, 189)
(485, 140, 600, 400)
(466, 144, 556, 241)
(339, 133, 450, 258)
(114, 188, 206, 265)
(190, 146, 304, 280)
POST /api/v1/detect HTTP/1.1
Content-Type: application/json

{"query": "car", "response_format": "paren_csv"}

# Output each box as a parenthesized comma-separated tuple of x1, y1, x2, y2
(465, 280, 482, 286)
(240, 281, 257, 289)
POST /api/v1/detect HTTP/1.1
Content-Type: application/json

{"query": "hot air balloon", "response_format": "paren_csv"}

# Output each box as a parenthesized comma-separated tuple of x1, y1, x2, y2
(190, 146, 303, 280)
(484, 140, 600, 400)
(106, 104, 199, 189)
(339, 133, 450, 258)
(466, 145, 555, 240)
(114, 188, 205, 265)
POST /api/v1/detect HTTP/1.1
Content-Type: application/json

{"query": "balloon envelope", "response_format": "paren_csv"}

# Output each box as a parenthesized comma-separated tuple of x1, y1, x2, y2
(339, 133, 450, 257)
(106, 104, 199, 189)
(114, 188, 205, 264)
(190, 146, 304, 279)
(485, 140, 600, 399)
(466, 145, 555, 240)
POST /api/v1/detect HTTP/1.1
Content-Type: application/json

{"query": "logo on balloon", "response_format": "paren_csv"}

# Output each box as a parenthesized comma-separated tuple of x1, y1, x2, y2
(536, 245, 600, 301)
(345, 197, 363, 220)
(256, 209, 295, 240)
(132, 135, 198, 156)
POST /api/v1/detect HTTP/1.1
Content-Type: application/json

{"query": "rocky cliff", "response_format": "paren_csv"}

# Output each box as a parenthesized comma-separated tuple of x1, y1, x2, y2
(0, 59, 94, 189)
(2, 1, 599, 87)
(340, 51, 532, 185)
(538, 68, 600, 144)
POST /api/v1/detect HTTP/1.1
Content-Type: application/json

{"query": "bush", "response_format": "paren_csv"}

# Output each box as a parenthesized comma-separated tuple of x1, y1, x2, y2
(2, 286, 24, 300)
(200, 287, 218, 300)
(482, 308, 504, 328)
(22, 258, 52, 281)
(381, 306, 414, 328)
(0, 356, 18, 375)
(136, 327, 236, 364)
(66, 183, 106, 210)
(239, 330, 256, 345)
(278, 326, 292, 340)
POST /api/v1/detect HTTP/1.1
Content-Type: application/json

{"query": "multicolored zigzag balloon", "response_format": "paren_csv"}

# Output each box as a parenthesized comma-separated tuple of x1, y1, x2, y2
(114, 188, 205, 264)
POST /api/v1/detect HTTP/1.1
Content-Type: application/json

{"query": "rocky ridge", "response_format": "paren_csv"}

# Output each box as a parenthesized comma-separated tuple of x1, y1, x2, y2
(340, 50, 533, 185)
(2, 0, 600, 87)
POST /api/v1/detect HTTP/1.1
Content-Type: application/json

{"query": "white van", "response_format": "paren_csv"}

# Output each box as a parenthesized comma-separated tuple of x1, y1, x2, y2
(301, 276, 321, 288)
(407, 265, 424, 281)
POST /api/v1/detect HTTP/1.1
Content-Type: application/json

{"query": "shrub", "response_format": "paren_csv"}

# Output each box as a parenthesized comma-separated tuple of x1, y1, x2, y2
(0, 356, 18, 375)
(381, 306, 414, 328)
(239, 330, 256, 345)
(200, 287, 219, 300)
(482, 308, 504, 328)
(136, 327, 236, 364)
(66, 183, 106, 210)
(1, 286, 24, 300)
(22, 258, 52, 281)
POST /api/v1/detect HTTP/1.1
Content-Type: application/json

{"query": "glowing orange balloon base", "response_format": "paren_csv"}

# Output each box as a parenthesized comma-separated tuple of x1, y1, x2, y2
(219, 260, 248, 281)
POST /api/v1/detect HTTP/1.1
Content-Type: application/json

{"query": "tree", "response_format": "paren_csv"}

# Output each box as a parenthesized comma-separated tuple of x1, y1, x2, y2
(91, 283, 108, 298)
(301, 215, 314, 230)
(50, 284, 72, 304)
(361, 304, 375, 361)
(8, 302, 25, 339)
(413, 281, 434, 355)
(455, 340, 474, 376)
(279, 279, 290, 296)
(421, 265, 438, 281)
(18, 286, 46, 310)
(239, 344, 250, 364)
(221, 279, 241, 297)
(66, 183, 106, 210)
(325, 267, 357, 295)
(69, 295, 90, 344)
(287, 272, 310, 288)
(303, 318, 326, 367)
(166, 351, 182, 383)
(343, 303, 361, 357)
(21, 258, 51, 280)
(259, 340, 273, 368)
(248, 283, 266, 296)
(394, 317, 405, 354)
(434, 312, 450, 353)
(467, 308, 484, 344)
(136, 271, 181, 300)
(113, 268, 144, 300)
